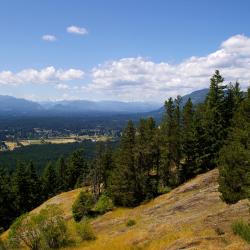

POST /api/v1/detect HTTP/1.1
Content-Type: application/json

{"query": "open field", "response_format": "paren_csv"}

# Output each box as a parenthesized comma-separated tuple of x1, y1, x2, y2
(3, 135, 113, 152)
(3, 169, 249, 250)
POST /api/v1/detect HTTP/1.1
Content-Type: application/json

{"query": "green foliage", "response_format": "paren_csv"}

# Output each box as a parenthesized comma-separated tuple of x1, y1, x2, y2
(66, 149, 88, 189)
(0, 238, 6, 250)
(8, 205, 69, 250)
(8, 213, 42, 250)
(219, 89, 250, 204)
(95, 194, 114, 214)
(75, 220, 96, 241)
(231, 220, 250, 243)
(108, 120, 139, 206)
(42, 162, 58, 199)
(72, 191, 94, 222)
(158, 185, 171, 195)
(0, 167, 16, 229)
(38, 205, 69, 249)
(126, 219, 136, 227)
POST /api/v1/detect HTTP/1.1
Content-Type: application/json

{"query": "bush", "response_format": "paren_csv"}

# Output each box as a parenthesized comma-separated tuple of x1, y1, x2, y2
(8, 213, 42, 250)
(39, 205, 69, 249)
(75, 220, 96, 241)
(8, 205, 70, 250)
(95, 194, 114, 214)
(232, 220, 250, 243)
(0, 238, 6, 250)
(72, 191, 94, 222)
(126, 219, 136, 227)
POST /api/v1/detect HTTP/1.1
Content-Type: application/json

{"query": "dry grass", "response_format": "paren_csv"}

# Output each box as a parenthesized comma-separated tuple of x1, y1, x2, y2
(2, 169, 250, 250)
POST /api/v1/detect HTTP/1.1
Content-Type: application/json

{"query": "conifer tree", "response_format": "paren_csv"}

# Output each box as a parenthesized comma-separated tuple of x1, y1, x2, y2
(219, 89, 250, 203)
(42, 162, 57, 198)
(12, 162, 30, 214)
(108, 120, 139, 206)
(181, 98, 196, 181)
(202, 70, 227, 169)
(55, 156, 68, 192)
(134, 117, 158, 199)
(26, 162, 41, 210)
(0, 167, 16, 229)
(66, 149, 87, 189)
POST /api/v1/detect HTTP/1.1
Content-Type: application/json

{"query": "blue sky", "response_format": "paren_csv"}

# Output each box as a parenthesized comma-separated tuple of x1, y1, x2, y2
(0, 0, 250, 102)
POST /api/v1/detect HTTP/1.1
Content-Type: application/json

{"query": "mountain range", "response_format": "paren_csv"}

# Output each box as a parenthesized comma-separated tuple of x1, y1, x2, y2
(0, 88, 209, 117)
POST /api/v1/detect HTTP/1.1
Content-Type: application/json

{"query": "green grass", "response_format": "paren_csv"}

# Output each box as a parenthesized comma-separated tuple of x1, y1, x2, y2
(232, 220, 250, 243)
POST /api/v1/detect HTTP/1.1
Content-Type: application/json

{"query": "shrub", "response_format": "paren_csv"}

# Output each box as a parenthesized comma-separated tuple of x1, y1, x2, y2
(126, 219, 136, 227)
(8, 205, 70, 250)
(232, 220, 250, 243)
(72, 191, 94, 222)
(0, 238, 6, 250)
(95, 194, 114, 214)
(39, 205, 69, 249)
(8, 213, 42, 250)
(75, 220, 96, 241)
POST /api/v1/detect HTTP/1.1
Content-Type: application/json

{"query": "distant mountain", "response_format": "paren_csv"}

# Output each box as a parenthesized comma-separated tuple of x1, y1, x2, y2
(0, 95, 161, 116)
(41, 100, 160, 114)
(0, 95, 42, 115)
(147, 88, 209, 120)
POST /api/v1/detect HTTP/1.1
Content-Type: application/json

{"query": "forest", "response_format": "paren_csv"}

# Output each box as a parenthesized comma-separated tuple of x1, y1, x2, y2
(0, 70, 249, 235)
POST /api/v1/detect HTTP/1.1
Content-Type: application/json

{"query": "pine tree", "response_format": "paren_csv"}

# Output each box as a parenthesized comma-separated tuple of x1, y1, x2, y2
(160, 97, 182, 186)
(181, 98, 196, 181)
(12, 162, 30, 214)
(202, 70, 227, 169)
(0, 167, 16, 229)
(26, 162, 41, 210)
(108, 120, 139, 206)
(66, 149, 88, 189)
(55, 156, 68, 192)
(42, 162, 57, 198)
(219, 88, 250, 203)
(159, 98, 175, 186)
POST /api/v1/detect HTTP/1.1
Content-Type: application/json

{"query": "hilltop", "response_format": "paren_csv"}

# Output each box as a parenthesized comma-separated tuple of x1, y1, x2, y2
(5, 169, 249, 250)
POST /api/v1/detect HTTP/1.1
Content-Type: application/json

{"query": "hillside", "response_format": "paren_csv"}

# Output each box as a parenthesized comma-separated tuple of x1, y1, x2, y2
(7, 169, 249, 250)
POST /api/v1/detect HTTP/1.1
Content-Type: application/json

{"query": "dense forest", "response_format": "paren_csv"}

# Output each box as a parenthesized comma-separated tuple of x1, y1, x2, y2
(0, 70, 249, 233)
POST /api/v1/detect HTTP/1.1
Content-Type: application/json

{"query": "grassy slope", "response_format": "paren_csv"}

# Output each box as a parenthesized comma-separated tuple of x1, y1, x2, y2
(4, 169, 250, 250)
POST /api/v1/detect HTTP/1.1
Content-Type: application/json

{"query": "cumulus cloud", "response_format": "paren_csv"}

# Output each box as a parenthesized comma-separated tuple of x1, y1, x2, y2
(85, 34, 250, 101)
(0, 67, 84, 85)
(67, 25, 88, 35)
(42, 34, 57, 42)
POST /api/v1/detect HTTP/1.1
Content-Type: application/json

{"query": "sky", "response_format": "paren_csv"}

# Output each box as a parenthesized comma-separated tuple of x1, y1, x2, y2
(0, 0, 250, 103)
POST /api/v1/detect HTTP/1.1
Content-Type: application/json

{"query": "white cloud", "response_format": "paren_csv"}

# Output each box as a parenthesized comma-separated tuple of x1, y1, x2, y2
(67, 25, 88, 35)
(42, 34, 57, 42)
(0, 67, 84, 85)
(85, 34, 250, 101)
(55, 83, 70, 90)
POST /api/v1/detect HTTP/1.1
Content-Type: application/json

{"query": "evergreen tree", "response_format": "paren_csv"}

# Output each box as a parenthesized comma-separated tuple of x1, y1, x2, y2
(25, 162, 41, 210)
(55, 156, 68, 192)
(181, 98, 196, 181)
(0, 168, 16, 229)
(108, 120, 139, 206)
(42, 162, 57, 198)
(219, 89, 250, 203)
(91, 142, 114, 200)
(160, 97, 182, 186)
(134, 117, 158, 199)
(202, 70, 227, 169)
(159, 98, 175, 186)
(12, 162, 30, 214)
(66, 149, 88, 189)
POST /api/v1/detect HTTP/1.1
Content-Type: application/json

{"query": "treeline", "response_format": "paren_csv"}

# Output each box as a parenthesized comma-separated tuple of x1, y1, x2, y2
(1, 70, 249, 231)
(104, 70, 247, 206)
(0, 149, 91, 230)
